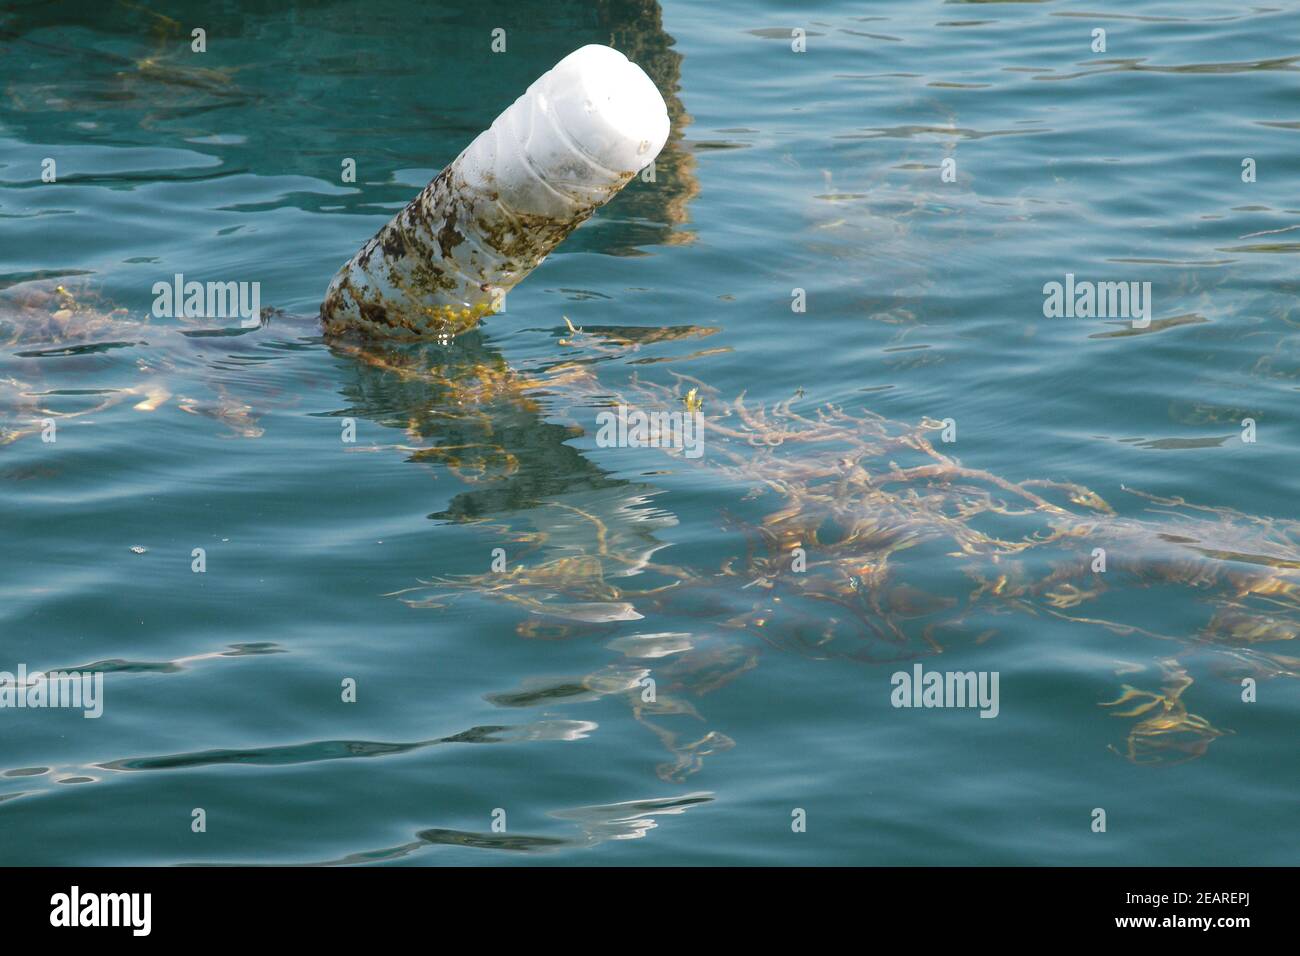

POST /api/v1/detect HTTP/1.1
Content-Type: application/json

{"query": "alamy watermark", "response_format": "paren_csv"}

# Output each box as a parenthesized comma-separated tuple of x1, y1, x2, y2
(152, 273, 261, 327)
(595, 405, 704, 459)
(0, 665, 103, 718)
(50, 886, 150, 936)
(891, 663, 999, 718)
(1042, 273, 1151, 329)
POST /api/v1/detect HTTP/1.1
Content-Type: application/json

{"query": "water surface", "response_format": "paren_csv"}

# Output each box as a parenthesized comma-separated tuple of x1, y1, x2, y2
(1, 0, 1297, 865)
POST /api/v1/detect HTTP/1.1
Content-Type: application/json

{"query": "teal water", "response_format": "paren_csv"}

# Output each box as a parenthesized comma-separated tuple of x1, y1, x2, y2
(1, 0, 1297, 865)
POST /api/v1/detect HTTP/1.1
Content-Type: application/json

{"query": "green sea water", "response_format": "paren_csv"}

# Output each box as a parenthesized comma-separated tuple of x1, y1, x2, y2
(0, 0, 1297, 865)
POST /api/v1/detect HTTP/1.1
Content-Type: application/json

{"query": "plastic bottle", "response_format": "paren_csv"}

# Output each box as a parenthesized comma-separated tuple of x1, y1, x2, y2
(320, 44, 670, 338)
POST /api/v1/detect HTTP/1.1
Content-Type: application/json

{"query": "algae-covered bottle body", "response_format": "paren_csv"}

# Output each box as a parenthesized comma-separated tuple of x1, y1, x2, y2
(320, 44, 670, 338)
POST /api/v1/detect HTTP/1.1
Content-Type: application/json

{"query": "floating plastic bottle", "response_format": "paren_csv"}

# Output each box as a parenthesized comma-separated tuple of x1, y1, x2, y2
(321, 44, 670, 338)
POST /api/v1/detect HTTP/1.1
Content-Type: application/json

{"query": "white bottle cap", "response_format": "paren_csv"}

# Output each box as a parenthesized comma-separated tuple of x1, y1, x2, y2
(541, 44, 671, 176)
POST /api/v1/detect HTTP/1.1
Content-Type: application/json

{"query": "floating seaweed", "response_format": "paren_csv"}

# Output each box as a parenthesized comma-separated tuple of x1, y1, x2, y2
(367, 326, 1295, 776)
(0, 280, 278, 441)
(3, 280, 1294, 779)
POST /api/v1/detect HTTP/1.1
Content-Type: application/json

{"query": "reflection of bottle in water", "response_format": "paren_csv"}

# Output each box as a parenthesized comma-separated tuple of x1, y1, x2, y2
(321, 44, 670, 338)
